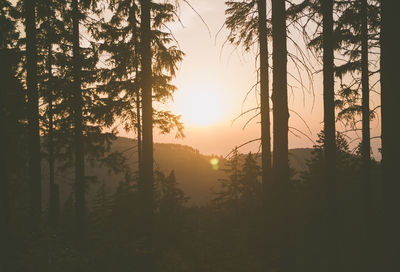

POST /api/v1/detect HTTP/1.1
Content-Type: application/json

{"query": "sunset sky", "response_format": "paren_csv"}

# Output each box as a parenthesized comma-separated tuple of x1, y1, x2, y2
(118, 0, 381, 158)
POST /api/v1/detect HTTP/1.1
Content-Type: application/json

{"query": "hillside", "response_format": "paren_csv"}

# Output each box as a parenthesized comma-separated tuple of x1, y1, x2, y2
(41, 137, 313, 206)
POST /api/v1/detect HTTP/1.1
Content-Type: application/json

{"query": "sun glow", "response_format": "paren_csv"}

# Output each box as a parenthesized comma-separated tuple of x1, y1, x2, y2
(174, 83, 228, 127)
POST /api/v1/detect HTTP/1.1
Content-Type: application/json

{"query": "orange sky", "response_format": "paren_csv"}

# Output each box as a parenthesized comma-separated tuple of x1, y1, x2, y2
(121, 0, 382, 159)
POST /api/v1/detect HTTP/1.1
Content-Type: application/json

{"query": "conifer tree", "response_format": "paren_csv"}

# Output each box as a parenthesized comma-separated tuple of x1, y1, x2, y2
(321, 0, 339, 270)
(239, 153, 262, 208)
(93, 0, 184, 179)
(360, 0, 372, 268)
(380, 1, 398, 271)
(214, 148, 241, 210)
(0, 2, 20, 268)
(140, 0, 154, 270)
(256, 2, 272, 266)
(271, 0, 290, 270)
(71, 0, 86, 242)
(36, 0, 64, 228)
(68, 0, 115, 242)
(24, 0, 42, 229)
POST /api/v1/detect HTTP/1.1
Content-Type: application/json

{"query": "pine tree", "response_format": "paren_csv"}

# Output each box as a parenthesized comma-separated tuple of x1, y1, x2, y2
(155, 170, 188, 248)
(71, 0, 86, 242)
(239, 153, 262, 209)
(36, 0, 64, 228)
(360, 0, 372, 269)
(93, 0, 184, 179)
(256, 1, 272, 266)
(156, 170, 188, 215)
(380, 1, 398, 271)
(214, 148, 241, 211)
(271, 0, 290, 270)
(0, 2, 21, 268)
(321, 0, 339, 270)
(140, 0, 154, 270)
(24, 0, 42, 230)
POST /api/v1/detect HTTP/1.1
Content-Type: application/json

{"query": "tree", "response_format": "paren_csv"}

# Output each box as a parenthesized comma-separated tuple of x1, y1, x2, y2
(360, 0, 372, 268)
(155, 170, 188, 249)
(321, 0, 339, 270)
(155, 170, 188, 216)
(1, 2, 21, 268)
(214, 148, 241, 211)
(380, 1, 398, 271)
(71, 0, 86, 242)
(36, 0, 63, 228)
(93, 0, 184, 184)
(256, 1, 272, 266)
(271, 0, 290, 270)
(239, 153, 262, 209)
(298, 131, 366, 270)
(140, 0, 154, 270)
(24, 0, 42, 230)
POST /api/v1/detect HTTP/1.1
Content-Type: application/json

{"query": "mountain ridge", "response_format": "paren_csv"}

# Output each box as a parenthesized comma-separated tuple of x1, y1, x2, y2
(41, 137, 313, 206)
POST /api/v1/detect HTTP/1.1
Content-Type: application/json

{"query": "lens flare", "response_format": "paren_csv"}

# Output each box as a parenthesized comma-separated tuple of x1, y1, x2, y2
(210, 157, 219, 170)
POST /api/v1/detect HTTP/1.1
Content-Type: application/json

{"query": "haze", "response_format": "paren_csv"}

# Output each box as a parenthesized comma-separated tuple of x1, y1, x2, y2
(117, 0, 381, 158)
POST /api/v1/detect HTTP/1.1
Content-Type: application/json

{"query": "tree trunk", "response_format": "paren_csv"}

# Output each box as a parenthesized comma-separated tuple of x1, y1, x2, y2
(0, 51, 9, 272)
(72, 0, 86, 242)
(47, 43, 59, 228)
(133, 0, 142, 181)
(271, 0, 290, 270)
(380, 1, 398, 271)
(322, 0, 338, 270)
(257, 0, 272, 267)
(361, 0, 372, 269)
(136, 88, 142, 179)
(139, 0, 154, 271)
(24, 0, 42, 230)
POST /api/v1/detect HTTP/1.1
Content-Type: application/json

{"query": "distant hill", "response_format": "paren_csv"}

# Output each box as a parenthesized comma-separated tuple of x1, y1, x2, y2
(41, 137, 313, 207)
(112, 137, 227, 204)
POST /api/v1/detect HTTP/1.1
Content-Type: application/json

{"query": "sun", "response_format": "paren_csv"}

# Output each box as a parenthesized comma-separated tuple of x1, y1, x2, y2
(174, 84, 228, 127)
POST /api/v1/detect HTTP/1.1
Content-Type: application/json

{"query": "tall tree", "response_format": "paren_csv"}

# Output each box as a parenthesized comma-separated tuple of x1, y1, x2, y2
(360, 0, 372, 268)
(322, 0, 338, 270)
(93, 0, 183, 185)
(256, 0, 272, 262)
(36, 0, 62, 227)
(271, 0, 290, 270)
(0, 87, 7, 272)
(1, 3, 12, 269)
(24, 0, 42, 229)
(1, 3, 23, 267)
(71, 0, 85, 241)
(46, 42, 59, 227)
(140, 0, 155, 271)
(380, 1, 398, 271)
(0, 72, 7, 272)
(134, 0, 143, 182)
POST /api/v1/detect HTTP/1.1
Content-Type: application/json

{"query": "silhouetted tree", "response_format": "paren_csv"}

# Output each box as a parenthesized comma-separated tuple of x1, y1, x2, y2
(360, 0, 372, 268)
(214, 148, 241, 211)
(380, 1, 398, 271)
(256, 1, 272, 267)
(36, 0, 63, 228)
(24, 0, 42, 230)
(0, 2, 20, 268)
(155, 170, 188, 250)
(140, 0, 154, 270)
(92, 0, 184, 184)
(321, 0, 339, 270)
(271, 0, 290, 270)
(239, 153, 262, 209)
(71, 0, 86, 243)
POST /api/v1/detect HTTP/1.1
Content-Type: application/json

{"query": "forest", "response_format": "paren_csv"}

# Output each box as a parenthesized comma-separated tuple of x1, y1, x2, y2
(0, 0, 398, 271)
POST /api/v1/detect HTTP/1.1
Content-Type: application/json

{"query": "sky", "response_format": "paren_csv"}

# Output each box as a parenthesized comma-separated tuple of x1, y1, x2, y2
(120, 0, 382, 159)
